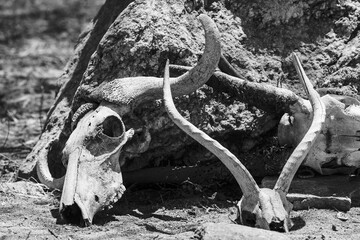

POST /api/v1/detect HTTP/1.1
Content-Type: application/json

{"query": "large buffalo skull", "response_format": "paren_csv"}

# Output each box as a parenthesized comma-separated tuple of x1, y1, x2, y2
(59, 103, 133, 226)
(163, 54, 326, 231)
(35, 14, 221, 225)
(279, 94, 360, 175)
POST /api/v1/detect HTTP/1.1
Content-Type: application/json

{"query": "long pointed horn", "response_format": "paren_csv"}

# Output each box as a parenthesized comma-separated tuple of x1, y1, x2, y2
(274, 53, 326, 193)
(163, 60, 260, 196)
(86, 14, 221, 113)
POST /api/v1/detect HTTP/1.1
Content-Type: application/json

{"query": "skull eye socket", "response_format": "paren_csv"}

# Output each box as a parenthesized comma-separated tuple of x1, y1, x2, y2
(102, 116, 124, 138)
(84, 115, 126, 156)
(240, 211, 257, 226)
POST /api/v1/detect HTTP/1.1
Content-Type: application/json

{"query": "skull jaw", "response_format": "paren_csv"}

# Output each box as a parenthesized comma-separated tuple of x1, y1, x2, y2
(60, 194, 93, 227)
(58, 103, 134, 226)
(60, 185, 126, 227)
(237, 188, 293, 232)
(59, 133, 131, 226)
(60, 158, 126, 226)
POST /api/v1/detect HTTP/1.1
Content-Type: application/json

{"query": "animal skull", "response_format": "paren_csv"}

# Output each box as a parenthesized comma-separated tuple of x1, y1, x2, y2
(35, 14, 221, 225)
(211, 54, 360, 176)
(162, 53, 326, 232)
(59, 103, 133, 226)
(279, 94, 360, 175)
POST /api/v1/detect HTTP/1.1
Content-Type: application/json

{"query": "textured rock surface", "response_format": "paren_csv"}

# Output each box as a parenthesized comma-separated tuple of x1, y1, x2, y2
(20, 0, 360, 182)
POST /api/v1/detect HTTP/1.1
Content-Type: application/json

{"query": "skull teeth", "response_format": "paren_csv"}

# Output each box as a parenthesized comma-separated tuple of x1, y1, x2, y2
(118, 184, 126, 196)
(109, 185, 126, 205)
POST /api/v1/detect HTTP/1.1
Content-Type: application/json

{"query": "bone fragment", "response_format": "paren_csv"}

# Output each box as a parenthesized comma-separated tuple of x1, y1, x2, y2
(287, 193, 351, 211)
(262, 175, 360, 209)
(194, 223, 291, 240)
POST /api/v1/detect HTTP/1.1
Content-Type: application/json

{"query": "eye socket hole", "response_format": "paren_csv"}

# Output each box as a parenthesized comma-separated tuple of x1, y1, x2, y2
(102, 116, 124, 137)
(95, 195, 99, 202)
(241, 211, 257, 226)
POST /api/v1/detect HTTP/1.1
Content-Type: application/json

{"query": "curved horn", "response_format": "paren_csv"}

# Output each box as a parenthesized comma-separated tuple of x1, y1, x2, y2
(36, 142, 65, 189)
(36, 103, 99, 189)
(274, 53, 326, 193)
(71, 103, 98, 130)
(87, 14, 221, 113)
(163, 60, 260, 196)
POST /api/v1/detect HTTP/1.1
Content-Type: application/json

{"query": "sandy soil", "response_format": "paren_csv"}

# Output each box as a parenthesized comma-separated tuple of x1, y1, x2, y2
(1, 181, 360, 240)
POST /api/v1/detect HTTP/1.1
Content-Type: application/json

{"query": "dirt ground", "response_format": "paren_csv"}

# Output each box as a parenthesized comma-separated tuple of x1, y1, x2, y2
(1, 1, 360, 239)
(1, 181, 360, 240)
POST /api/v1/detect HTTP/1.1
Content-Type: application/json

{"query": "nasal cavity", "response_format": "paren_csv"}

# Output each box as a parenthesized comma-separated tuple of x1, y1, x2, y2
(239, 211, 256, 226)
(60, 204, 91, 227)
(269, 219, 285, 232)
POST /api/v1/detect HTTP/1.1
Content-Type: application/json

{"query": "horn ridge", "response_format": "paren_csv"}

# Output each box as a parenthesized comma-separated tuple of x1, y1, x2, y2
(71, 103, 98, 130)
